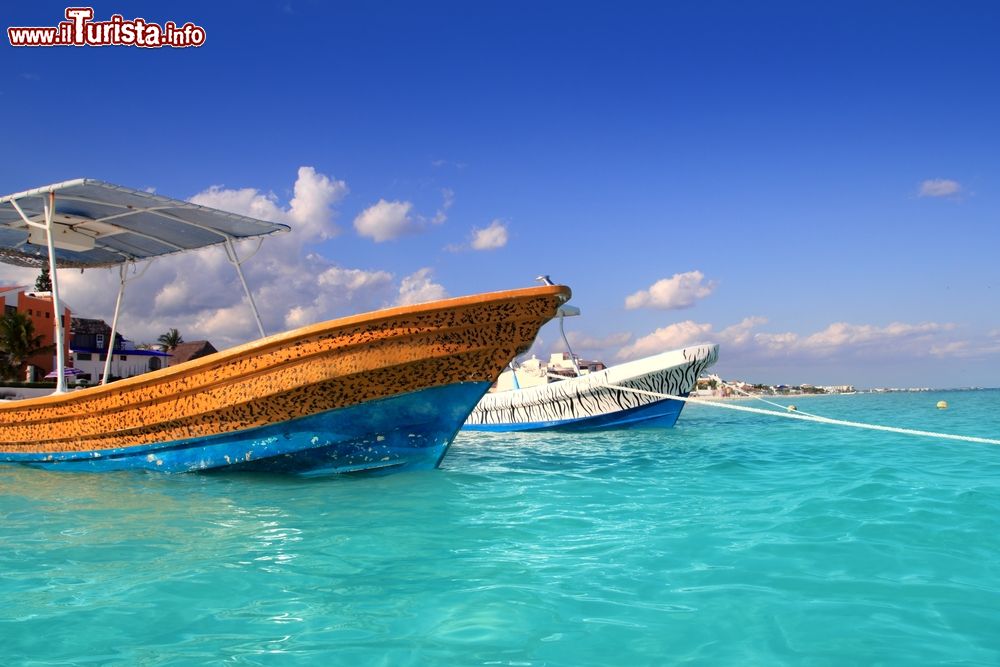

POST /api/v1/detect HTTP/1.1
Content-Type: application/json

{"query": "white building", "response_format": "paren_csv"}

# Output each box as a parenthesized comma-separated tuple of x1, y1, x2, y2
(70, 317, 171, 384)
(71, 346, 171, 383)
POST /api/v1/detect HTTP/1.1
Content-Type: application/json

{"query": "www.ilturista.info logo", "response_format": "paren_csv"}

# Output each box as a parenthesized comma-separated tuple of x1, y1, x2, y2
(8, 7, 206, 48)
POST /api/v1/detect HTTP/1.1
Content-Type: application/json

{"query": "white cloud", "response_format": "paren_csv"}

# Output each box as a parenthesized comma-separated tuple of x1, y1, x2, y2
(190, 165, 348, 239)
(616, 320, 714, 360)
(354, 189, 453, 242)
(719, 316, 768, 346)
(353, 199, 415, 242)
(567, 331, 633, 352)
(154, 276, 196, 315)
(918, 178, 962, 198)
(445, 218, 509, 252)
(470, 219, 508, 250)
(190, 301, 257, 344)
(724, 320, 955, 359)
(559, 331, 632, 361)
(929, 341, 970, 357)
(614, 316, 972, 363)
(287, 166, 350, 239)
(189, 185, 287, 223)
(431, 188, 454, 225)
(801, 321, 951, 351)
(317, 265, 393, 291)
(283, 264, 395, 329)
(395, 268, 448, 306)
(0, 168, 460, 351)
(625, 270, 717, 310)
(753, 331, 800, 352)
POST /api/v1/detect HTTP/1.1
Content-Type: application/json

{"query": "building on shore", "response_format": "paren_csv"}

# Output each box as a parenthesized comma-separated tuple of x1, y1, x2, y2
(168, 341, 218, 366)
(2, 285, 221, 386)
(70, 317, 172, 383)
(0, 285, 72, 381)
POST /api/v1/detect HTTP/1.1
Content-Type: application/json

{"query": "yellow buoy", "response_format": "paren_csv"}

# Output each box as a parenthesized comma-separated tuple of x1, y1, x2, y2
(937, 400, 948, 409)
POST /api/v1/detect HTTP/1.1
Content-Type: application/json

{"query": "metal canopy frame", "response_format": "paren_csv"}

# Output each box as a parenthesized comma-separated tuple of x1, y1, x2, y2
(557, 304, 583, 377)
(0, 179, 290, 393)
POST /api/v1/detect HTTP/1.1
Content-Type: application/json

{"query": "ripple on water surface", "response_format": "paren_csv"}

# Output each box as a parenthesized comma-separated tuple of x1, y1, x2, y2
(2, 391, 999, 665)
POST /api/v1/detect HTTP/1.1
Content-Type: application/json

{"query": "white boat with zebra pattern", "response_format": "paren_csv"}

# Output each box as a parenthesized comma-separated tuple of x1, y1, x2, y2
(463, 344, 719, 432)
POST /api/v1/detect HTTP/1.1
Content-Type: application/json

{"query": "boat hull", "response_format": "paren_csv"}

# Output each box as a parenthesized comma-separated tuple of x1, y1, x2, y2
(463, 344, 718, 432)
(1, 382, 490, 473)
(0, 285, 570, 474)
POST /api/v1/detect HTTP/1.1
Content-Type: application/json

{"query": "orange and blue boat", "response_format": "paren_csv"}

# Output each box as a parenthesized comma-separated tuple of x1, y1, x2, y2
(0, 180, 570, 474)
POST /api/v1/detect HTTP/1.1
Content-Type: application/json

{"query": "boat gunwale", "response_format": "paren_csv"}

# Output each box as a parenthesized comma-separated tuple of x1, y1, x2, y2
(4, 348, 510, 452)
(6, 328, 528, 434)
(0, 284, 570, 411)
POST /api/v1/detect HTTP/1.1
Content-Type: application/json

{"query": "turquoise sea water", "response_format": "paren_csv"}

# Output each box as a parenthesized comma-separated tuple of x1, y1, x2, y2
(3, 390, 1000, 666)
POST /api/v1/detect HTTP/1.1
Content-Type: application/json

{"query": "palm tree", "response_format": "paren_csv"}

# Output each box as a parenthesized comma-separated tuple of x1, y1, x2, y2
(0, 312, 54, 381)
(157, 328, 184, 352)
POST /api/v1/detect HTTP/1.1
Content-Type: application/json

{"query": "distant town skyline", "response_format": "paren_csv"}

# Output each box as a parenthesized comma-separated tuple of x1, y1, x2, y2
(2, 2, 998, 388)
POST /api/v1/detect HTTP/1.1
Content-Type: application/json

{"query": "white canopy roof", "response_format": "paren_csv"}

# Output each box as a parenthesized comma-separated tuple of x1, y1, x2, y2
(0, 178, 289, 268)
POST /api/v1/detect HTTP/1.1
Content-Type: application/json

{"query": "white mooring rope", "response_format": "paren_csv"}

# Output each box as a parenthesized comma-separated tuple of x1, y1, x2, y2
(718, 379, 825, 418)
(606, 384, 1000, 446)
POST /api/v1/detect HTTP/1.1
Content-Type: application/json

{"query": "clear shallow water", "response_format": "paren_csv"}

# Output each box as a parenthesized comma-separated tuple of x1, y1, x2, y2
(3, 390, 1000, 666)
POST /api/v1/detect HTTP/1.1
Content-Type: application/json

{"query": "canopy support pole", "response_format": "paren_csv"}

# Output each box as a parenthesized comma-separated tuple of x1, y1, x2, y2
(8, 193, 69, 392)
(97, 261, 153, 384)
(101, 264, 128, 385)
(224, 237, 266, 339)
(558, 312, 581, 377)
(43, 193, 68, 394)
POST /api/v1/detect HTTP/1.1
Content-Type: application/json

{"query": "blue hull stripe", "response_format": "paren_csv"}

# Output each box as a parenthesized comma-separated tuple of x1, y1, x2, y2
(463, 395, 686, 432)
(1, 382, 491, 474)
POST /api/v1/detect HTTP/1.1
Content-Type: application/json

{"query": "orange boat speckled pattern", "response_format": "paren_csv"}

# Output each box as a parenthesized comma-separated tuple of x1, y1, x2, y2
(0, 285, 570, 474)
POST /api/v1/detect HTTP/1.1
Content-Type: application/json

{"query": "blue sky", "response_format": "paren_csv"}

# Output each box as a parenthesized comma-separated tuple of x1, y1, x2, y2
(2, 1, 998, 388)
